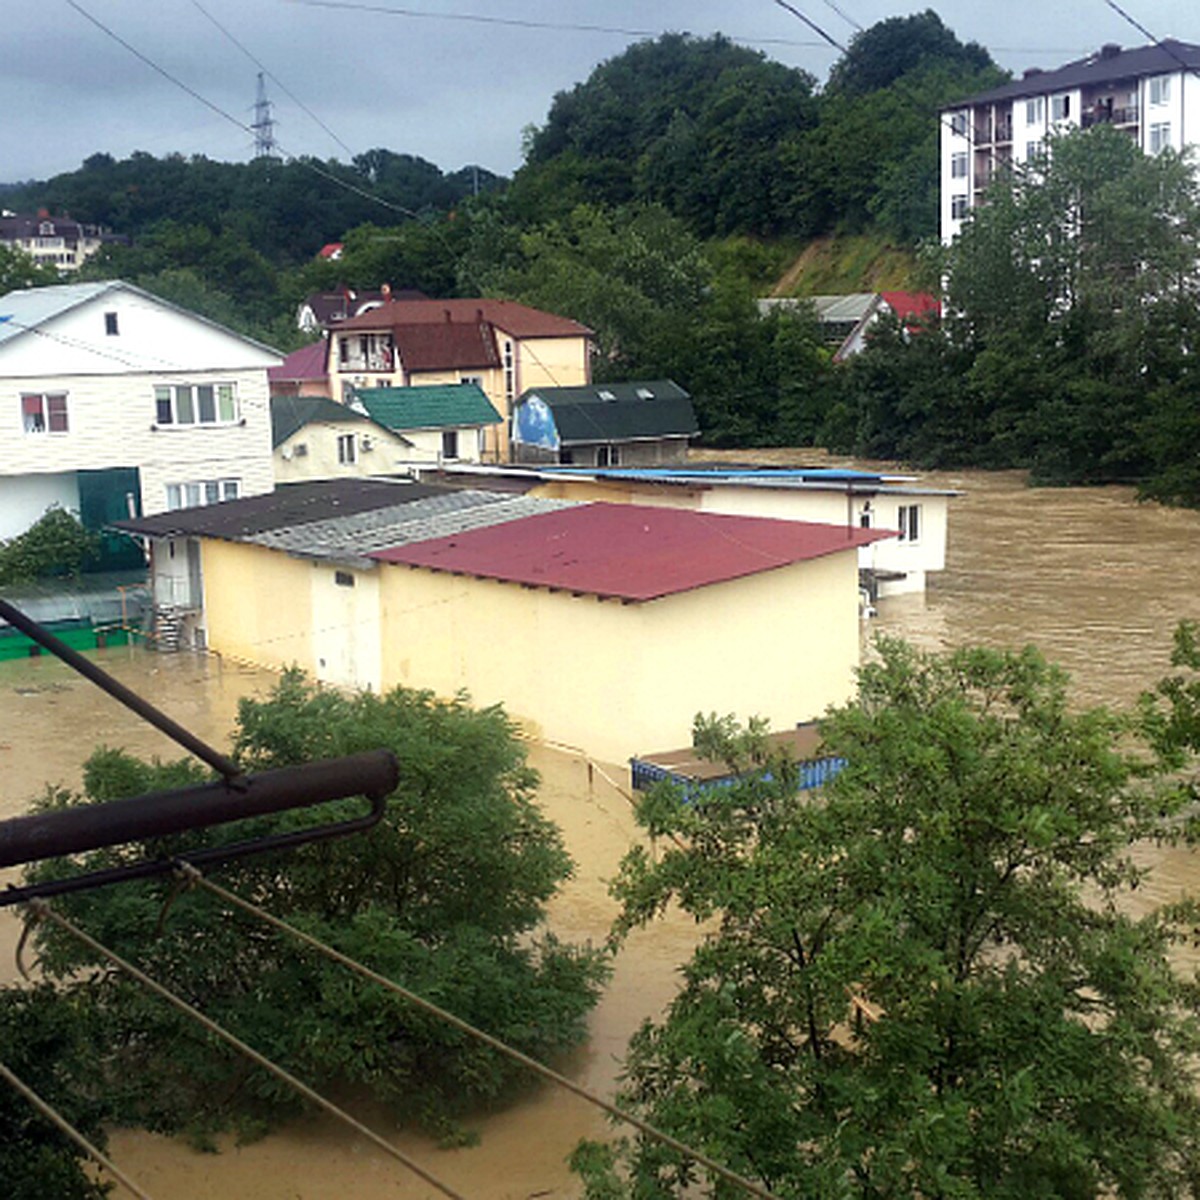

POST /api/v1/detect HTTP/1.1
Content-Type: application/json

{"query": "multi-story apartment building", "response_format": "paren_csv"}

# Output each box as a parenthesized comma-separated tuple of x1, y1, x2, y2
(941, 40, 1200, 242)
(0, 210, 126, 273)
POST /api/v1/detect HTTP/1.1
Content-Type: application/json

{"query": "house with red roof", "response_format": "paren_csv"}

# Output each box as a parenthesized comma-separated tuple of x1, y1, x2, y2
(759, 291, 940, 361)
(116, 480, 890, 761)
(326, 298, 593, 462)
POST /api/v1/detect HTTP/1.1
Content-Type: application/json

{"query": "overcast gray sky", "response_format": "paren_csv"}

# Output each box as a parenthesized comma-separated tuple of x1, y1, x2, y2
(3, 1, 1197, 184)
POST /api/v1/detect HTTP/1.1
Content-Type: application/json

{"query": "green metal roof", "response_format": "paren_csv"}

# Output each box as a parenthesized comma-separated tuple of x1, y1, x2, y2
(270, 394, 370, 448)
(354, 383, 502, 432)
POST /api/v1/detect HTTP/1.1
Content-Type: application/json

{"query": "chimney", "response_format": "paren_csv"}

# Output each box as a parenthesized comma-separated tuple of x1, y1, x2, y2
(1023, 67, 1044, 79)
(444, 308, 452, 322)
(381, 282, 391, 300)
(37, 207, 49, 218)
(1100, 42, 1121, 59)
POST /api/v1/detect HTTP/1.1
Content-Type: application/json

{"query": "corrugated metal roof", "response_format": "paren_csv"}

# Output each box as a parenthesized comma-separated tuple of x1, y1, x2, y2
(372, 503, 891, 602)
(268, 341, 328, 384)
(393, 322, 501, 371)
(114, 478, 446, 539)
(0, 281, 121, 348)
(355, 382, 501, 431)
(250, 492, 579, 564)
(517, 380, 698, 444)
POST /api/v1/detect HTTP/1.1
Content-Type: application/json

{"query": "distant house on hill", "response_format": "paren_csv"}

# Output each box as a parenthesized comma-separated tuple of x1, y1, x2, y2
(759, 291, 939, 361)
(0, 280, 278, 548)
(296, 284, 429, 335)
(327, 298, 593, 461)
(511, 380, 698, 466)
(0, 210, 127, 274)
(272, 395, 411, 484)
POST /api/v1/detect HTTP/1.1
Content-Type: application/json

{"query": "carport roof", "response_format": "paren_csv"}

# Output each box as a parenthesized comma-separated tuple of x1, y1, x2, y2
(371, 503, 891, 602)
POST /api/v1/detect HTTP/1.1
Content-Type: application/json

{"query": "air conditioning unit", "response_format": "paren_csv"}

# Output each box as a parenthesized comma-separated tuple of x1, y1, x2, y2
(361, 436, 374, 452)
(295, 443, 308, 457)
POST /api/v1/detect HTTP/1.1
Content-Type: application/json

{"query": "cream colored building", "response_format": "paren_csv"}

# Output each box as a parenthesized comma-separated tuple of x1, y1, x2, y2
(120, 482, 886, 763)
(272, 395, 412, 484)
(327, 298, 592, 462)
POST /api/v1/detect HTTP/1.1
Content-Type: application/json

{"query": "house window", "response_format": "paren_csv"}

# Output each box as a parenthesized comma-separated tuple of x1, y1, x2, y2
(166, 478, 240, 511)
(334, 571, 355, 588)
(155, 382, 238, 426)
(460, 374, 483, 387)
(104, 311, 119, 336)
(951, 194, 969, 220)
(898, 504, 921, 543)
(1025, 96, 1044, 124)
(1150, 75, 1171, 106)
(337, 433, 357, 465)
(1050, 94, 1070, 121)
(950, 110, 968, 136)
(21, 392, 69, 434)
(441, 429, 459, 460)
(950, 152, 968, 179)
(1151, 122, 1172, 154)
(596, 445, 620, 467)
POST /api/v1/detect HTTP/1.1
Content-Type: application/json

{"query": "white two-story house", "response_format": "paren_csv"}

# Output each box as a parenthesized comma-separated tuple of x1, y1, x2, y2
(940, 39, 1200, 243)
(0, 280, 280, 543)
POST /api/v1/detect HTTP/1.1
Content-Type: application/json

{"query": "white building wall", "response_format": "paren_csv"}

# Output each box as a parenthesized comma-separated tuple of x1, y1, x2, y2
(0, 473, 80, 538)
(0, 285, 279, 525)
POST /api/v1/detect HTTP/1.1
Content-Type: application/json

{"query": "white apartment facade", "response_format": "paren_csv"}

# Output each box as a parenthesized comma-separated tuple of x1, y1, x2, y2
(941, 39, 1200, 242)
(0, 280, 279, 540)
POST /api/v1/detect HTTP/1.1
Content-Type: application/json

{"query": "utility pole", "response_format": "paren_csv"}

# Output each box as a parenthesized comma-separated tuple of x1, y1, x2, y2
(251, 72, 279, 160)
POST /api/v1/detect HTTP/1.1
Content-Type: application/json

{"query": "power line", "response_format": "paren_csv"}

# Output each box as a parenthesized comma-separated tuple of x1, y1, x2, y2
(189, 0, 357, 159)
(175, 862, 785, 1200)
(286, 0, 827, 50)
(25, 899, 468, 1200)
(816, 0, 863, 35)
(0, 1059, 156, 1200)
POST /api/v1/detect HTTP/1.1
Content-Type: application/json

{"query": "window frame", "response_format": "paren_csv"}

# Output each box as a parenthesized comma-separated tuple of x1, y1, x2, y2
(1025, 96, 1045, 125)
(898, 504, 921, 544)
(154, 381, 239, 427)
(165, 478, 240, 511)
(1150, 121, 1172, 154)
(950, 151, 968, 179)
(1150, 75, 1171, 106)
(21, 392, 69, 435)
(336, 432, 358, 465)
(950, 194, 969, 220)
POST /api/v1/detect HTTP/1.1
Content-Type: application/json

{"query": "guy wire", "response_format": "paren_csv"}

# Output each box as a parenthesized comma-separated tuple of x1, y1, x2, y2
(25, 900, 466, 1200)
(176, 862, 783, 1200)
(0, 1059, 155, 1200)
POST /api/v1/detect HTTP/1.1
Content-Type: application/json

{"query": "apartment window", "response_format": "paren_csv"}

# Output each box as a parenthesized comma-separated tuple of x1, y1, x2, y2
(898, 504, 921, 543)
(155, 382, 238, 426)
(1151, 122, 1172, 154)
(165, 478, 240, 511)
(22, 392, 69, 434)
(1025, 140, 1042, 164)
(1051, 94, 1070, 121)
(1150, 75, 1171, 106)
(951, 194, 969, 220)
(441, 429, 459, 460)
(1025, 96, 1044, 124)
(104, 311, 119, 336)
(337, 433, 357, 465)
(950, 151, 968, 179)
(950, 110, 968, 136)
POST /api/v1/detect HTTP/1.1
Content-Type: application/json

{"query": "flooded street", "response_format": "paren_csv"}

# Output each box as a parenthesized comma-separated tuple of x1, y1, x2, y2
(3, 463, 1200, 1196)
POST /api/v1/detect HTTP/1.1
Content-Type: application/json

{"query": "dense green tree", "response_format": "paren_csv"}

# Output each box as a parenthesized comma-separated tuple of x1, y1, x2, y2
(0, 508, 100, 586)
(576, 639, 1200, 1198)
(0, 986, 112, 1200)
(25, 672, 608, 1142)
(0, 243, 61, 294)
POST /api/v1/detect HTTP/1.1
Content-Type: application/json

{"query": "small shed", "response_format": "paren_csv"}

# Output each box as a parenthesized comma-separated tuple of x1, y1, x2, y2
(511, 380, 698, 467)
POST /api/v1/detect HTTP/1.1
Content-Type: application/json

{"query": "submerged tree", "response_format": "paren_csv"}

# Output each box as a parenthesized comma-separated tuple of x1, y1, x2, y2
(576, 639, 1200, 1197)
(24, 672, 608, 1143)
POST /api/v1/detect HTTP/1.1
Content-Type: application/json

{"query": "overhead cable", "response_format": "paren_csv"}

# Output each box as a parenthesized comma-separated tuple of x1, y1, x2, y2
(0, 1059, 155, 1200)
(176, 861, 784, 1200)
(24, 900, 467, 1200)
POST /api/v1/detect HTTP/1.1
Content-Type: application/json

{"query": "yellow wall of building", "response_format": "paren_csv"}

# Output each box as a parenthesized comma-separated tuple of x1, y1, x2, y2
(377, 550, 860, 763)
(201, 540, 314, 670)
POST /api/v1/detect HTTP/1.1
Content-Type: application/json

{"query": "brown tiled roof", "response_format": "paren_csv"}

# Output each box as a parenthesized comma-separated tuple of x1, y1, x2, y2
(393, 321, 500, 371)
(336, 298, 591, 339)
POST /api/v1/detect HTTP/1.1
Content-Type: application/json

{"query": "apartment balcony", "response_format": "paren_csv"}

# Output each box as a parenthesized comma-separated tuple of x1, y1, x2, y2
(1082, 104, 1139, 129)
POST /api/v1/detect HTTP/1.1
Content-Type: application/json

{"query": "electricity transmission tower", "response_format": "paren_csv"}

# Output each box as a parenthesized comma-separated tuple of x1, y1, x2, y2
(251, 72, 279, 160)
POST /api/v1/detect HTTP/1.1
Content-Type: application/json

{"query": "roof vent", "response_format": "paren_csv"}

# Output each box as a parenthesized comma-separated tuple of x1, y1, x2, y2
(636, 387, 655, 400)
(1100, 42, 1121, 58)
(598, 390, 616, 401)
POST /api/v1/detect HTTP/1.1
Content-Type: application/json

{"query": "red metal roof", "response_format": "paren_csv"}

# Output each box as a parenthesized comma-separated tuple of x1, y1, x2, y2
(880, 291, 940, 323)
(268, 340, 328, 383)
(336, 297, 591, 339)
(370, 503, 891, 601)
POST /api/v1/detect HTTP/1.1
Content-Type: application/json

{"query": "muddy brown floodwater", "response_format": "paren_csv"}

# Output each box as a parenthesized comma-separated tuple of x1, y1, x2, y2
(2, 462, 1200, 1198)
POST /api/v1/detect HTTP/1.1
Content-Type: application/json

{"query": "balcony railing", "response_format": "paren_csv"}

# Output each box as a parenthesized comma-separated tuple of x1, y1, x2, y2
(1082, 105, 1139, 129)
